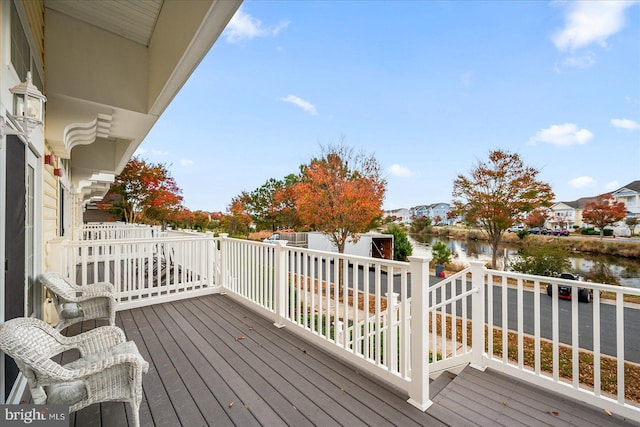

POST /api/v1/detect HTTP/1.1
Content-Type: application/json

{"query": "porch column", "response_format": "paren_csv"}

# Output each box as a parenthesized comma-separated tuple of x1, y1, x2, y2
(273, 240, 288, 328)
(470, 260, 487, 371)
(407, 255, 432, 411)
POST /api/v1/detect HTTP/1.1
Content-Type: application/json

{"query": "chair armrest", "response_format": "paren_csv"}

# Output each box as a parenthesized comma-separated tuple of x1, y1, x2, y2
(51, 352, 148, 382)
(67, 290, 115, 304)
(64, 326, 126, 356)
(90, 282, 115, 294)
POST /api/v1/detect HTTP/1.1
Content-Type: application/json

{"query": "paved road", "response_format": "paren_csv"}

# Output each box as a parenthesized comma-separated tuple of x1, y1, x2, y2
(299, 259, 640, 363)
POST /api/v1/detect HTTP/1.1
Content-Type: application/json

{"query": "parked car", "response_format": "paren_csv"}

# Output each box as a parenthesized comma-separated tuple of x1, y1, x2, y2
(550, 228, 570, 236)
(528, 227, 541, 234)
(546, 273, 592, 303)
(508, 225, 524, 233)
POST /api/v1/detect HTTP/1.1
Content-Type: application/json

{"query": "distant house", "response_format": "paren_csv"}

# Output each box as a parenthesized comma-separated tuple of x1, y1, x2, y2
(383, 208, 411, 225)
(410, 203, 453, 225)
(611, 180, 640, 217)
(410, 205, 429, 219)
(546, 197, 597, 229)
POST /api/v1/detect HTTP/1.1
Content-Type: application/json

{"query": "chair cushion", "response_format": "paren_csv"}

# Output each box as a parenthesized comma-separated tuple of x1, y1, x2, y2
(60, 303, 84, 319)
(64, 341, 148, 371)
(46, 380, 87, 406)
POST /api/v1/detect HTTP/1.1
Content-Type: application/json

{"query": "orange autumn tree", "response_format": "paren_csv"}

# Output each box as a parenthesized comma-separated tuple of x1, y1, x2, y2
(294, 144, 386, 253)
(524, 207, 549, 229)
(451, 149, 554, 269)
(582, 194, 626, 239)
(100, 156, 182, 225)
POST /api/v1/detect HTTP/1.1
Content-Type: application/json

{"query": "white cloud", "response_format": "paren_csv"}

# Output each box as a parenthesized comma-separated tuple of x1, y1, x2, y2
(562, 52, 595, 68)
(569, 176, 597, 188)
(280, 95, 318, 115)
(151, 149, 169, 156)
(552, 1, 637, 51)
(134, 147, 147, 156)
(180, 159, 194, 167)
(388, 164, 416, 177)
(611, 118, 640, 131)
(529, 123, 594, 147)
(605, 180, 620, 191)
(626, 96, 640, 105)
(225, 9, 290, 43)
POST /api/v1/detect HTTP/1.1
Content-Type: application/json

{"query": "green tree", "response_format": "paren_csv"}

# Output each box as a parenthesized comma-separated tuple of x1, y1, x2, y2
(431, 241, 452, 266)
(451, 149, 554, 269)
(383, 224, 412, 261)
(508, 243, 570, 277)
(243, 175, 300, 231)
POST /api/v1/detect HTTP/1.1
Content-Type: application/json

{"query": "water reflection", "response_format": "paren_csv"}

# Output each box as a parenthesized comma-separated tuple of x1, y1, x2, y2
(409, 235, 639, 288)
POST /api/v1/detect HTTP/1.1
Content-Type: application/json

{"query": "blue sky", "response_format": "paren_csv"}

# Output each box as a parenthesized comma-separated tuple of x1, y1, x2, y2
(136, 0, 640, 212)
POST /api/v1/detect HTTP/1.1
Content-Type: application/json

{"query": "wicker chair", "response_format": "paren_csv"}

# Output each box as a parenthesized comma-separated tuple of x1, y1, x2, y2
(38, 272, 116, 331)
(0, 317, 149, 427)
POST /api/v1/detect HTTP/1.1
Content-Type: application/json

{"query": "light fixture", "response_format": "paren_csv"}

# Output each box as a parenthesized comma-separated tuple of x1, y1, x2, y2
(54, 168, 63, 177)
(45, 154, 56, 166)
(10, 71, 47, 131)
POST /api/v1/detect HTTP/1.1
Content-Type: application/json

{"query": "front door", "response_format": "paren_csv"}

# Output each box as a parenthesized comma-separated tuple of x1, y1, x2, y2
(4, 135, 25, 399)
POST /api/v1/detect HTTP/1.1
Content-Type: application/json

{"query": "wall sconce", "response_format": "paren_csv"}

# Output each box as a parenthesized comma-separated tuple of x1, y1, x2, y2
(45, 154, 56, 166)
(10, 71, 47, 132)
(54, 168, 63, 177)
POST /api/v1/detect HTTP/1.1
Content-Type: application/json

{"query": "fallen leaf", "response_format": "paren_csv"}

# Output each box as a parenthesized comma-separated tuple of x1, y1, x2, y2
(605, 409, 612, 416)
(547, 411, 559, 417)
(229, 401, 235, 408)
(235, 336, 245, 341)
(502, 401, 507, 405)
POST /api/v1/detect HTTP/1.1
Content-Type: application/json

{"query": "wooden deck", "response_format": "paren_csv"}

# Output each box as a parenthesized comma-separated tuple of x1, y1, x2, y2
(45, 294, 638, 426)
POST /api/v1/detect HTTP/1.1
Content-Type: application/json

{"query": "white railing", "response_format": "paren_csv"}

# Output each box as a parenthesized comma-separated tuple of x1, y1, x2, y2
(49, 233, 219, 310)
(219, 237, 432, 410)
(50, 230, 640, 418)
(80, 222, 163, 240)
(482, 269, 640, 419)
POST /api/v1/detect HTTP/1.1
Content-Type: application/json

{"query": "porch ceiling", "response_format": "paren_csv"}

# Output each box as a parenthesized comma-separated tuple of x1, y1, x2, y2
(42, 0, 242, 201)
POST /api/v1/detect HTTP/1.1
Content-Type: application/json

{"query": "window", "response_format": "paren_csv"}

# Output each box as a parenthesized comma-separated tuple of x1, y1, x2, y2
(10, 1, 43, 90)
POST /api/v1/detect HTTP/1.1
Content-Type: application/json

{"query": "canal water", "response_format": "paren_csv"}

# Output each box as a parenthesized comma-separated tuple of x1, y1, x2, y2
(409, 235, 640, 288)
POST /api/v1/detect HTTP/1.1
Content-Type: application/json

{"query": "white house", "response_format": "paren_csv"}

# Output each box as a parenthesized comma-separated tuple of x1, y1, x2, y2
(612, 180, 640, 217)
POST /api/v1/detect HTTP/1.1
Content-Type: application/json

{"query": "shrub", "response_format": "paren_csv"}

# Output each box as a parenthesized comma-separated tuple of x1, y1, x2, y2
(508, 242, 571, 277)
(383, 224, 413, 261)
(431, 241, 452, 266)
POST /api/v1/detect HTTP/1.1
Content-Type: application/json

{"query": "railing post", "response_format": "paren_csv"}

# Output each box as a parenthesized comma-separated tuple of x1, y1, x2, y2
(386, 292, 399, 372)
(273, 240, 288, 328)
(407, 255, 432, 411)
(219, 234, 229, 293)
(205, 232, 215, 288)
(470, 260, 487, 371)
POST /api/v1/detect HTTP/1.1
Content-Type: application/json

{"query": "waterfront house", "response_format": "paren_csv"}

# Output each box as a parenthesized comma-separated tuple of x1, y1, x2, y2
(612, 180, 640, 217)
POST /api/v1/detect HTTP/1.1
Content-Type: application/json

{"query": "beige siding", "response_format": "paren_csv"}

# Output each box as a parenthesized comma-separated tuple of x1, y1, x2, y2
(22, 0, 45, 69)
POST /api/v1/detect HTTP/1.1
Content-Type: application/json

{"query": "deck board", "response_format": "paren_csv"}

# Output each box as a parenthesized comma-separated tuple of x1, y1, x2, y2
(192, 295, 437, 427)
(22, 293, 640, 426)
